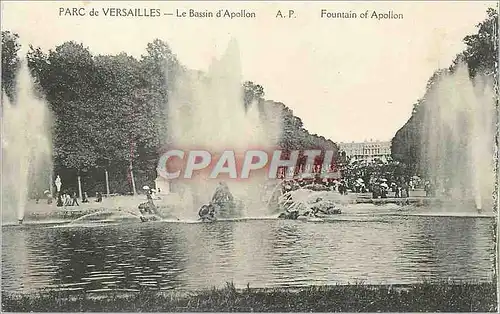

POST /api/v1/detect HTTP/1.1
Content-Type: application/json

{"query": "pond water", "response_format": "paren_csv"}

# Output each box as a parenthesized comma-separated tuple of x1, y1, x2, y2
(2, 206, 496, 294)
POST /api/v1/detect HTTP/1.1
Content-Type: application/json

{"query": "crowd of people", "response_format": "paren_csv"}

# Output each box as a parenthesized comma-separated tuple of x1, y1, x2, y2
(279, 175, 417, 199)
(55, 191, 103, 207)
(39, 190, 103, 207)
(275, 159, 426, 200)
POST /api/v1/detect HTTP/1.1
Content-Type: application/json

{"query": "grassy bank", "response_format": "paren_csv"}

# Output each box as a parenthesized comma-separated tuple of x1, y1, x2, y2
(1, 281, 497, 312)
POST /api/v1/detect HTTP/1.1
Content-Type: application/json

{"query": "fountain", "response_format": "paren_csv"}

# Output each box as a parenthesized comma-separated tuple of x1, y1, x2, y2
(163, 39, 282, 220)
(1, 61, 53, 224)
(419, 62, 496, 213)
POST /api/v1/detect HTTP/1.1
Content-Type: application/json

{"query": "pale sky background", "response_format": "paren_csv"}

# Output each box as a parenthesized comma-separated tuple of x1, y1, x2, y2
(1, 1, 496, 143)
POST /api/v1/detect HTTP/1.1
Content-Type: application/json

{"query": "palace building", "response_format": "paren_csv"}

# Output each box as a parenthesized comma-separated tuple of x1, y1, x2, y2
(337, 140, 392, 163)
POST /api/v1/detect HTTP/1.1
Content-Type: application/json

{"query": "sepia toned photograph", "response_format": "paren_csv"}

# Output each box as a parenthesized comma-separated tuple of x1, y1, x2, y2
(1, 1, 498, 312)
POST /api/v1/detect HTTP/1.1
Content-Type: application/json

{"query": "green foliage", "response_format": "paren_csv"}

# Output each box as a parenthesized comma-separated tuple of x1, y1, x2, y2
(1, 31, 21, 100)
(461, 8, 498, 78)
(242, 80, 338, 153)
(243, 80, 264, 108)
(279, 104, 337, 152)
(3, 34, 336, 193)
(2, 10, 496, 191)
(22, 39, 182, 192)
(28, 42, 99, 170)
(391, 8, 498, 174)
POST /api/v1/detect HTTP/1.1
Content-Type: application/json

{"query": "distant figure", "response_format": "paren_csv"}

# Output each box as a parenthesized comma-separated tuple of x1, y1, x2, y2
(401, 185, 408, 198)
(403, 182, 410, 198)
(71, 192, 79, 206)
(338, 181, 348, 195)
(56, 193, 63, 207)
(380, 186, 388, 198)
(96, 192, 103, 202)
(47, 193, 53, 205)
(63, 193, 72, 206)
(424, 181, 432, 197)
(394, 185, 401, 198)
(372, 183, 380, 199)
(354, 183, 361, 193)
(146, 189, 153, 202)
(391, 182, 397, 193)
(82, 192, 89, 203)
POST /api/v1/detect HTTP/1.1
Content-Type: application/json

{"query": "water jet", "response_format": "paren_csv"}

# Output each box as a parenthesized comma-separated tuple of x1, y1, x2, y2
(163, 39, 282, 219)
(419, 63, 495, 213)
(1, 60, 53, 224)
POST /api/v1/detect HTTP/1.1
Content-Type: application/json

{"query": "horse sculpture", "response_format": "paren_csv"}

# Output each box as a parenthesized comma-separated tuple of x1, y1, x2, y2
(273, 186, 343, 220)
(198, 182, 242, 222)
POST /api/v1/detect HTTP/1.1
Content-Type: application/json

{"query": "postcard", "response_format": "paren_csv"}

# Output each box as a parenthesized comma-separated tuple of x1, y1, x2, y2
(1, 1, 498, 312)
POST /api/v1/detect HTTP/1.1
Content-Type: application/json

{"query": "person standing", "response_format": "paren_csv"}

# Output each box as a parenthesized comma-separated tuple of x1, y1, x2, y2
(82, 192, 89, 203)
(394, 184, 401, 198)
(64, 193, 72, 206)
(424, 181, 434, 197)
(71, 192, 80, 206)
(95, 192, 103, 202)
(56, 193, 63, 207)
(401, 184, 408, 198)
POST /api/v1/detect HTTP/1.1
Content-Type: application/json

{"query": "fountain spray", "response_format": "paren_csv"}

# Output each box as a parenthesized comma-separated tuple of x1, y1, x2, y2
(420, 63, 495, 212)
(1, 60, 53, 224)
(164, 39, 282, 219)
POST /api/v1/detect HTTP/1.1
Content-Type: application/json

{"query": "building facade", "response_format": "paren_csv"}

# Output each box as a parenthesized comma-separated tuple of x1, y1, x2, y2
(338, 140, 392, 163)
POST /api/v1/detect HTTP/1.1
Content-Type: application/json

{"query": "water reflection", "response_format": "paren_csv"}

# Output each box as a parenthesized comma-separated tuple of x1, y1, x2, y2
(399, 217, 495, 282)
(3, 224, 187, 293)
(2, 216, 495, 294)
(181, 222, 236, 289)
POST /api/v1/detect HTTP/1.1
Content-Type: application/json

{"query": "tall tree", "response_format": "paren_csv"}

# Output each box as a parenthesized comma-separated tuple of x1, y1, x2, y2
(391, 8, 498, 173)
(28, 42, 99, 171)
(243, 81, 265, 109)
(140, 39, 181, 150)
(20, 38, 339, 192)
(461, 8, 498, 78)
(1, 31, 21, 100)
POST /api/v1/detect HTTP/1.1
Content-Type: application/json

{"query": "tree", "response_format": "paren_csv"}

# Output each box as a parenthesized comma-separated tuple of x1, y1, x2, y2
(243, 81, 265, 109)
(20, 37, 340, 193)
(391, 8, 498, 174)
(23, 39, 185, 192)
(1, 31, 21, 100)
(92, 53, 145, 166)
(461, 8, 498, 78)
(140, 39, 182, 150)
(28, 42, 99, 171)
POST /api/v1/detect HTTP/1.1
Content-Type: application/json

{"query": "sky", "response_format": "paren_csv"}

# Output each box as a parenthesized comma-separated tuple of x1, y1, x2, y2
(1, 1, 496, 143)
